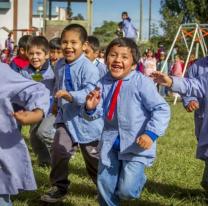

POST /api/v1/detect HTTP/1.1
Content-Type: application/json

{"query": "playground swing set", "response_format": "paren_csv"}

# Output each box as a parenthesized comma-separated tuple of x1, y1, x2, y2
(159, 23, 208, 104)
(3, 28, 42, 64)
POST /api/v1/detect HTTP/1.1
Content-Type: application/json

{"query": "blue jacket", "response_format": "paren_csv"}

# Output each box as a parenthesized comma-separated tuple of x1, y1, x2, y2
(94, 59, 107, 78)
(122, 17, 137, 38)
(53, 54, 103, 143)
(170, 73, 208, 160)
(81, 70, 170, 167)
(181, 57, 208, 138)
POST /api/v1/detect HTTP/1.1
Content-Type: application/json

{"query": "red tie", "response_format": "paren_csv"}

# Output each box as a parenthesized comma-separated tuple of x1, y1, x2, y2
(107, 80, 123, 120)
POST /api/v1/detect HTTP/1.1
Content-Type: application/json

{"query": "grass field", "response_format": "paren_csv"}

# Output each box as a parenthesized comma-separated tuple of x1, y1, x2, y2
(12, 97, 207, 206)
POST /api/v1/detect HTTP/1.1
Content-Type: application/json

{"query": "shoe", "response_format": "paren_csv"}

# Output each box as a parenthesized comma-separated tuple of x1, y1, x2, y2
(41, 186, 67, 203)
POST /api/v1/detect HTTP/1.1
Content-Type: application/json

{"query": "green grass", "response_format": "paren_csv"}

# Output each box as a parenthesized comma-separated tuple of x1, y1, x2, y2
(12, 97, 207, 206)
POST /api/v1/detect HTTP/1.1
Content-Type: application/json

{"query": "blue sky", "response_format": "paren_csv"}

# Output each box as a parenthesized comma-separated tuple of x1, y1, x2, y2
(33, 0, 162, 38)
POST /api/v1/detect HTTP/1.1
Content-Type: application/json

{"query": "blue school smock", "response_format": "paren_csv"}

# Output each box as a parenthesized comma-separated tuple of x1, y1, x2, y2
(53, 54, 103, 143)
(0, 62, 50, 194)
(93, 59, 107, 78)
(81, 70, 170, 167)
(169, 73, 208, 160)
(181, 57, 208, 138)
(122, 17, 137, 38)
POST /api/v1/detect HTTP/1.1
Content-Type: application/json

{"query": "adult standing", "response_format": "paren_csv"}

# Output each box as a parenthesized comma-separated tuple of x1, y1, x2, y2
(121, 12, 138, 39)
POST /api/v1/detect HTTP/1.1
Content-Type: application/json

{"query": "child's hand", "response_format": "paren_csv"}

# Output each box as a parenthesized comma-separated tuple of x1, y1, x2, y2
(51, 101, 58, 116)
(136, 134, 153, 149)
(12, 109, 43, 125)
(150, 71, 173, 87)
(55, 90, 73, 102)
(186, 101, 199, 112)
(86, 87, 101, 111)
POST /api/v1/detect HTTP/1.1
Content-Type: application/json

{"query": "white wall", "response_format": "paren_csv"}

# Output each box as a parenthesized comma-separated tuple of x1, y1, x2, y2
(17, 0, 30, 41)
(0, 0, 14, 48)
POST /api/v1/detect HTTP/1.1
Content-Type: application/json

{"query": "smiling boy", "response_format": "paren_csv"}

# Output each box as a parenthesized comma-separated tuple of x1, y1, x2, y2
(81, 37, 170, 206)
(41, 24, 103, 203)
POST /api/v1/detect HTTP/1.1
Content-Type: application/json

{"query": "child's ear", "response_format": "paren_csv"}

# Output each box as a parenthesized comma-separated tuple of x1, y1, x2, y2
(94, 50, 99, 59)
(83, 41, 89, 51)
(131, 63, 137, 71)
(19, 47, 25, 55)
(45, 53, 50, 59)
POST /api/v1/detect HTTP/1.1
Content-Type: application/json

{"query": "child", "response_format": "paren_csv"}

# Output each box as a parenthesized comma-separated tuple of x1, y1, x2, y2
(10, 35, 32, 131)
(170, 54, 183, 77)
(157, 52, 168, 96)
(49, 37, 63, 70)
(1, 49, 7, 63)
(21, 36, 55, 167)
(98, 48, 105, 64)
(0, 62, 50, 205)
(9, 44, 18, 62)
(115, 22, 124, 38)
(188, 53, 195, 69)
(155, 42, 164, 61)
(84, 36, 107, 78)
(142, 47, 157, 77)
(151, 69, 208, 195)
(81, 37, 170, 206)
(41, 24, 103, 203)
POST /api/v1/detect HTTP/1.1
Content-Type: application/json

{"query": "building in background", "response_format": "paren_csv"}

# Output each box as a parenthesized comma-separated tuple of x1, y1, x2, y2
(0, 0, 32, 47)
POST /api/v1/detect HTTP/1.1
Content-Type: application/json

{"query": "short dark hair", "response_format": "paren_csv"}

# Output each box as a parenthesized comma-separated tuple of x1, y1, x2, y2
(18, 35, 32, 51)
(61, 24, 87, 44)
(122, 12, 128, 16)
(100, 48, 106, 53)
(87, 36, 100, 52)
(26, 36, 49, 54)
(49, 37, 61, 50)
(105, 37, 140, 65)
(174, 54, 180, 59)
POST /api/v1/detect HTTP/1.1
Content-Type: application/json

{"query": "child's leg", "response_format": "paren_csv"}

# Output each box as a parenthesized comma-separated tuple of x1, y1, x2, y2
(0, 195, 12, 206)
(201, 158, 208, 193)
(116, 161, 146, 200)
(79, 140, 99, 185)
(36, 113, 56, 144)
(30, 121, 51, 164)
(98, 149, 121, 206)
(50, 124, 77, 190)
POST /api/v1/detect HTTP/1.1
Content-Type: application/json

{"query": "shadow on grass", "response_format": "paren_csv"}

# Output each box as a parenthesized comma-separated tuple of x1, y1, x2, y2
(145, 180, 203, 199)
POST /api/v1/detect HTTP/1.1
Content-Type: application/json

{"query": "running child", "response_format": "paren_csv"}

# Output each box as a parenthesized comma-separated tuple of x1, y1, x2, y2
(82, 37, 170, 206)
(41, 24, 103, 203)
(0, 62, 50, 206)
(84, 36, 107, 78)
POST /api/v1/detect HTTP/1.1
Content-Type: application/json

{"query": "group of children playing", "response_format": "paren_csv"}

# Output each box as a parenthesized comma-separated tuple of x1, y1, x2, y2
(1, 22, 208, 206)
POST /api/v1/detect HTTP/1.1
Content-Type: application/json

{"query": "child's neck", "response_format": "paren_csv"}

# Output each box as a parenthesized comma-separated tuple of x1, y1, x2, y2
(19, 54, 28, 61)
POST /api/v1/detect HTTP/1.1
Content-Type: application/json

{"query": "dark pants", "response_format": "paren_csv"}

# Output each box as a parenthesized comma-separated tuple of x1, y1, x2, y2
(50, 123, 99, 193)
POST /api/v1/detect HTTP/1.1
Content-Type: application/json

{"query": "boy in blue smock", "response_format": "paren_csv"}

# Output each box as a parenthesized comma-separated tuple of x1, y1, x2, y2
(152, 70, 208, 195)
(41, 24, 103, 203)
(21, 36, 55, 167)
(84, 36, 107, 78)
(82, 37, 170, 206)
(0, 62, 50, 206)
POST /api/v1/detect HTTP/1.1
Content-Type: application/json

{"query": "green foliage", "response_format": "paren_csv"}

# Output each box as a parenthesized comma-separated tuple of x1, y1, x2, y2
(12, 99, 208, 206)
(93, 21, 119, 46)
(72, 13, 84, 20)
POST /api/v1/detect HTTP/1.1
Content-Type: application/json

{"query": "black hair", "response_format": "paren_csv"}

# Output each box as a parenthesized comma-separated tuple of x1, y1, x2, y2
(174, 54, 180, 58)
(122, 12, 128, 16)
(100, 48, 106, 53)
(180, 55, 185, 60)
(158, 41, 163, 47)
(13, 45, 18, 49)
(87, 36, 100, 52)
(26, 36, 49, 54)
(18, 35, 32, 51)
(105, 37, 140, 65)
(49, 37, 61, 50)
(61, 24, 87, 44)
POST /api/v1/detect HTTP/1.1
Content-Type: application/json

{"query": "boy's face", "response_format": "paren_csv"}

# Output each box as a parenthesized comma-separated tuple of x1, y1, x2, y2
(189, 54, 195, 62)
(122, 14, 127, 20)
(160, 54, 165, 61)
(147, 50, 153, 57)
(50, 49, 63, 66)
(61, 30, 87, 64)
(27, 46, 49, 70)
(84, 44, 99, 62)
(174, 55, 180, 63)
(106, 45, 137, 80)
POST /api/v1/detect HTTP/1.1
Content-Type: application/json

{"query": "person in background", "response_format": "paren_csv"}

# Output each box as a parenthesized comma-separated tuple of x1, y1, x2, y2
(121, 11, 138, 40)
(9, 45, 18, 62)
(1, 49, 7, 63)
(171, 45, 179, 65)
(188, 53, 195, 69)
(49, 37, 63, 71)
(156, 42, 164, 61)
(98, 48, 105, 64)
(84, 36, 107, 78)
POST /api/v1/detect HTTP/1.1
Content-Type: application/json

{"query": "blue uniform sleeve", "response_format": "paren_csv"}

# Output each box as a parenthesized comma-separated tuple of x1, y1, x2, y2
(169, 73, 208, 99)
(181, 64, 199, 108)
(140, 77, 171, 137)
(69, 64, 100, 106)
(0, 63, 50, 117)
(10, 61, 20, 73)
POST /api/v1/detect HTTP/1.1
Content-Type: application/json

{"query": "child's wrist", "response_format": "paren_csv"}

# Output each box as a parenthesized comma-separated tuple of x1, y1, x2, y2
(168, 77, 173, 88)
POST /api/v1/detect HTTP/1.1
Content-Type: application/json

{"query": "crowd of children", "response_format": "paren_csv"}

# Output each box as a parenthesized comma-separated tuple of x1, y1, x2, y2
(1, 21, 208, 206)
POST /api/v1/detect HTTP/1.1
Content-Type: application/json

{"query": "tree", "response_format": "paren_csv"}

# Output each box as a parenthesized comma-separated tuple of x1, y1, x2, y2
(151, 23, 159, 37)
(93, 21, 118, 45)
(72, 13, 84, 20)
